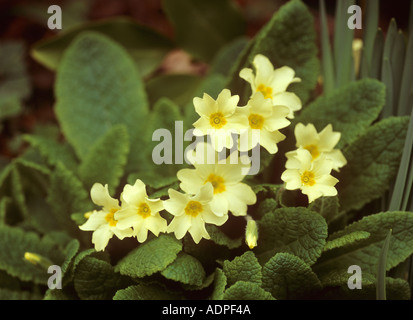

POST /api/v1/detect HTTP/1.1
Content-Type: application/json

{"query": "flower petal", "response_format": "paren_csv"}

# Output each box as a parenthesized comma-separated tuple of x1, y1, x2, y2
(273, 92, 302, 118)
(90, 183, 119, 211)
(121, 179, 147, 207)
(270, 66, 301, 94)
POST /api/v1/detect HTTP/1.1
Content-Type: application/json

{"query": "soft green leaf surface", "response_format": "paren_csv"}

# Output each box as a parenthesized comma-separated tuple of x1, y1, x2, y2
(338, 116, 409, 213)
(223, 281, 275, 300)
(161, 252, 205, 286)
(115, 235, 182, 278)
(262, 252, 321, 299)
(113, 283, 180, 300)
(256, 207, 328, 265)
(223, 251, 262, 287)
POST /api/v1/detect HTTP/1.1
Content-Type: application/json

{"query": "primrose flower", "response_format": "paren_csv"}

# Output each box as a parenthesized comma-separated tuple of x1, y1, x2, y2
(115, 179, 167, 243)
(286, 123, 347, 171)
(192, 89, 249, 151)
(237, 92, 290, 154)
(281, 148, 339, 203)
(239, 54, 302, 118)
(164, 183, 228, 244)
(245, 218, 258, 249)
(79, 183, 133, 252)
(178, 142, 256, 216)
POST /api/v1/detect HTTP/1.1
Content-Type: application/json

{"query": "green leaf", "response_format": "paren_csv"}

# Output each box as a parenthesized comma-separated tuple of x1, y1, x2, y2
(115, 235, 182, 278)
(0, 288, 42, 300)
(55, 31, 149, 172)
(46, 162, 91, 235)
(223, 251, 262, 287)
(308, 196, 340, 224)
(314, 211, 413, 276)
(377, 229, 392, 300)
(262, 252, 321, 300)
(31, 17, 173, 77)
(0, 95, 22, 120)
(227, 0, 319, 104)
(295, 79, 385, 148)
(162, 0, 245, 62)
(0, 225, 71, 284)
(74, 256, 126, 300)
(145, 74, 203, 108)
(78, 125, 129, 193)
(113, 283, 180, 300)
(319, 0, 335, 94)
(337, 116, 409, 213)
(23, 133, 78, 172)
(256, 207, 328, 265)
(210, 268, 227, 300)
(205, 225, 243, 249)
(323, 231, 371, 252)
(223, 281, 275, 300)
(160, 252, 205, 286)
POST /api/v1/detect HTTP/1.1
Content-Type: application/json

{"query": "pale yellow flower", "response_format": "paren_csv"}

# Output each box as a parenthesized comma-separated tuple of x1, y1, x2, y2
(286, 123, 347, 171)
(164, 183, 228, 244)
(237, 92, 290, 154)
(281, 148, 339, 203)
(239, 54, 302, 118)
(79, 183, 133, 251)
(115, 179, 167, 243)
(192, 89, 249, 151)
(245, 218, 258, 249)
(177, 142, 256, 216)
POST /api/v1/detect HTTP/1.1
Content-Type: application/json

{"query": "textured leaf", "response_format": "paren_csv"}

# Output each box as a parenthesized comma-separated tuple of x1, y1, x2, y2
(78, 125, 129, 193)
(74, 256, 125, 300)
(223, 251, 262, 287)
(31, 17, 173, 76)
(210, 268, 227, 300)
(205, 225, 243, 249)
(227, 0, 319, 104)
(115, 235, 182, 278)
(223, 281, 275, 300)
(162, 0, 245, 62)
(55, 31, 149, 172)
(0, 288, 42, 300)
(46, 162, 91, 235)
(0, 225, 73, 284)
(338, 116, 409, 213)
(256, 207, 328, 265)
(113, 283, 180, 300)
(295, 79, 385, 148)
(314, 211, 413, 276)
(160, 252, 205, 286)
(262, 253, 321, 299)
(323, 231, 371, 252)
(308, 196, 340, 224)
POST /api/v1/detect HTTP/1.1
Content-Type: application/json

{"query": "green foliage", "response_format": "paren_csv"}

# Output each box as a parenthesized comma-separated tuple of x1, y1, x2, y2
(160, 252, 205, 286)
(338, 116, 409, 213)
(261, 252, 321, 299)
(227, 0, 319, 104)
(223, 251, 262, 287)
(223, 281, 275, 300)
(55, 31, 149, 173)
(256, 207, 328, 265)
(162, 0, 245, 62)
(295, 79, 385, 148)
(115, 235, 182, 278)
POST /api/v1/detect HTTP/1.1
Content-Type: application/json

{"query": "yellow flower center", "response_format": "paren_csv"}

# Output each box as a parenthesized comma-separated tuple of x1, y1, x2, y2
(257, 84, 273, 99)
(304, 144, 320, 159)
(137, 202, 151, 219)
(205, 173, 226, 194)
(209, 112, 227, 129)
(105, 208, 118, 227)
(301, 171, 316, 186)
(248, 113, 264, 129)
(184, 201, 203, 217)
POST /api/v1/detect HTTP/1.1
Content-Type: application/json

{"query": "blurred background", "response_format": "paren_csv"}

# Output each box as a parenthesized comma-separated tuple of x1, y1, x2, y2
(0, 0, 411, 162)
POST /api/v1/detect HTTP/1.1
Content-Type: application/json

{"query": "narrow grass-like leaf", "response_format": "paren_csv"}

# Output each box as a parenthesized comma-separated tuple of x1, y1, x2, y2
(390, 31, 406, 112)
(362, 0, 379, 75)
(370, 29, 384, 79)
(389, 108, 413, 211)
(377, 229, 392, 300)
(381, 58, 393, 118)
(319, 0, 335, 94)
(409, 0, 413, 36)
(334, 0, 355, 88)
(397, 26, 413, 116)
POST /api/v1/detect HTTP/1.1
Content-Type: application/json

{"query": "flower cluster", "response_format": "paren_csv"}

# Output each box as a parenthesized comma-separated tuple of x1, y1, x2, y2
(281, 123, 347, 203)
(193, 54, 302, 154)
(79, 54, 344, 252)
